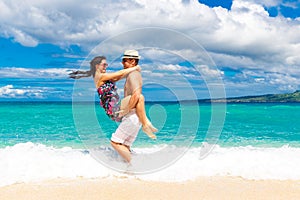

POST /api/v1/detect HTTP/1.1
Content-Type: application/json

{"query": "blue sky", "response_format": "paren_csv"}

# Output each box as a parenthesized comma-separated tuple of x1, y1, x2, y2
(1, 0, 300, 101)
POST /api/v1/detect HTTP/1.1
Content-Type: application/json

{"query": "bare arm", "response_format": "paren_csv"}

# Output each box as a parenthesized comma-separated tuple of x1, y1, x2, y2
(96, 66, 140, 88)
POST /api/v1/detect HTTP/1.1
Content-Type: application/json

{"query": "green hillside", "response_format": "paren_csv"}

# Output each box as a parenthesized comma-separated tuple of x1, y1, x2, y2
(210, 90, 300, 103)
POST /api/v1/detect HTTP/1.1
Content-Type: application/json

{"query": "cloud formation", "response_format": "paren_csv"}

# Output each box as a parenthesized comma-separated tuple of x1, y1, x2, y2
(1, 0, 300, 98)
(1, 0, 299, 65)
(0, 85, 44, 98)
(0, 67, 72, 78)
(0, 67, 74, 100)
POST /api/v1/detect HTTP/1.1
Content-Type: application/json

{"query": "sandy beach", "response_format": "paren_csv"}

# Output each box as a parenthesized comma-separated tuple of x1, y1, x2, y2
(1, 176, 300, 200)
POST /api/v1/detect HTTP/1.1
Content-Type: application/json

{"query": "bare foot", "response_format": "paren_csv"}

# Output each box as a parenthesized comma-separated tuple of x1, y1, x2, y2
(142, 125, 157, 139)
(148, 123, 158, 133)
(145, 120, 158, 132)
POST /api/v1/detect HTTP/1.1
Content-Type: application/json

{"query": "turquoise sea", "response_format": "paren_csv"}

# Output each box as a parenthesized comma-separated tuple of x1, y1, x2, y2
(1, 101, 300, 185)
(1, 102, 300, 148)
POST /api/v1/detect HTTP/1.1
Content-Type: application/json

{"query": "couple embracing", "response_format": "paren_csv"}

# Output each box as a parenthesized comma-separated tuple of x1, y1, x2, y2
(70, 50, 157, 163)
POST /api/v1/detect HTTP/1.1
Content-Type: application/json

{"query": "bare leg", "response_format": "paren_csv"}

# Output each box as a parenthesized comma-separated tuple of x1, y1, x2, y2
(110, 141, 131, 163)
(135, 94, 147, 125)
(135, 94, 157, 139)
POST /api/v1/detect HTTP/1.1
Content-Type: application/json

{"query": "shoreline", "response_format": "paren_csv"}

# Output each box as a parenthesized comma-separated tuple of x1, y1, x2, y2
(1, 176, 300, 200)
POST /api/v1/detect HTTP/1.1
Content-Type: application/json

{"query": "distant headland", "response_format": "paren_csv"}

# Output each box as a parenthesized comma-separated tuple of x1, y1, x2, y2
(204, 90, 300, 103)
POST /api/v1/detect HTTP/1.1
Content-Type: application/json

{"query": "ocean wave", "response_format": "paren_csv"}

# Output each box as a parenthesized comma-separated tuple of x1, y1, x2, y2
(1, 142, 300, 186)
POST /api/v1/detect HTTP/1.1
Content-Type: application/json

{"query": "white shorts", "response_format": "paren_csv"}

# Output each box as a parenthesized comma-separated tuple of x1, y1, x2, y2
(111, 110, 141, 147)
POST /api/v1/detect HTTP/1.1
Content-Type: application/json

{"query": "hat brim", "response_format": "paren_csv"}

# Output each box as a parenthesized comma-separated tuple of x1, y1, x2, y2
(122, 55, 141, 59)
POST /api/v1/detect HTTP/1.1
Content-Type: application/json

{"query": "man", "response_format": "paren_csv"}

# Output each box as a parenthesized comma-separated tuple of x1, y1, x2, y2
(110, 50, 152, 163)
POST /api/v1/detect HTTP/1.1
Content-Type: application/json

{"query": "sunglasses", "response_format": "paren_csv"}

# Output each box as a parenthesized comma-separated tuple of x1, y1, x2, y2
(122, 58, 134, 63)
(100, 63, 108, 67)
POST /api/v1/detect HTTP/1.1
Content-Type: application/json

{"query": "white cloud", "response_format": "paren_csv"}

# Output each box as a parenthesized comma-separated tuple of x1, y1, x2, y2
(195, 65, 224, 78)
(0, 85, 44, 98)
(7, 27, 38, 47)
(222, 69, 300, 94)
(206, 1, 298, 64)
(249, 0, 297, 8)
(157, 64, 189, 71)
(0, 67, 72, 78)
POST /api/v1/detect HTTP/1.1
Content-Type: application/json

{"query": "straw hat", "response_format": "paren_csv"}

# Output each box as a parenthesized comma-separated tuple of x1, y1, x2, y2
(122, 49, 141, 59)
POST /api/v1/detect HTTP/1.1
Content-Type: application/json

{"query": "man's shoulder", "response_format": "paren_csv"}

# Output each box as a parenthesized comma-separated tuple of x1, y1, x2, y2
(129, 70, 141, 76)
(128, 70, 141, 79)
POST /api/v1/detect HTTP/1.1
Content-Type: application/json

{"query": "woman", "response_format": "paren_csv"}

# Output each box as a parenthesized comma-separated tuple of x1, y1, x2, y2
(69, 56, 157, 139)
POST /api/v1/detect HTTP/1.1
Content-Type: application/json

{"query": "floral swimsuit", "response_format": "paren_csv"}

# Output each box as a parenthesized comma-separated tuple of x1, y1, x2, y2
(97, 80, 122, 122)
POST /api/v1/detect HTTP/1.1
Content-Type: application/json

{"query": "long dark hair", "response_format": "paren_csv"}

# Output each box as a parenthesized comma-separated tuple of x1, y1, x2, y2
(69, 56, 106, 79)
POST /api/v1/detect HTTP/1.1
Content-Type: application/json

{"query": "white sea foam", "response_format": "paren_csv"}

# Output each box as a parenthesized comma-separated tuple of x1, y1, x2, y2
(0, 143, 116, 187)
(1, 142, 300, 186)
